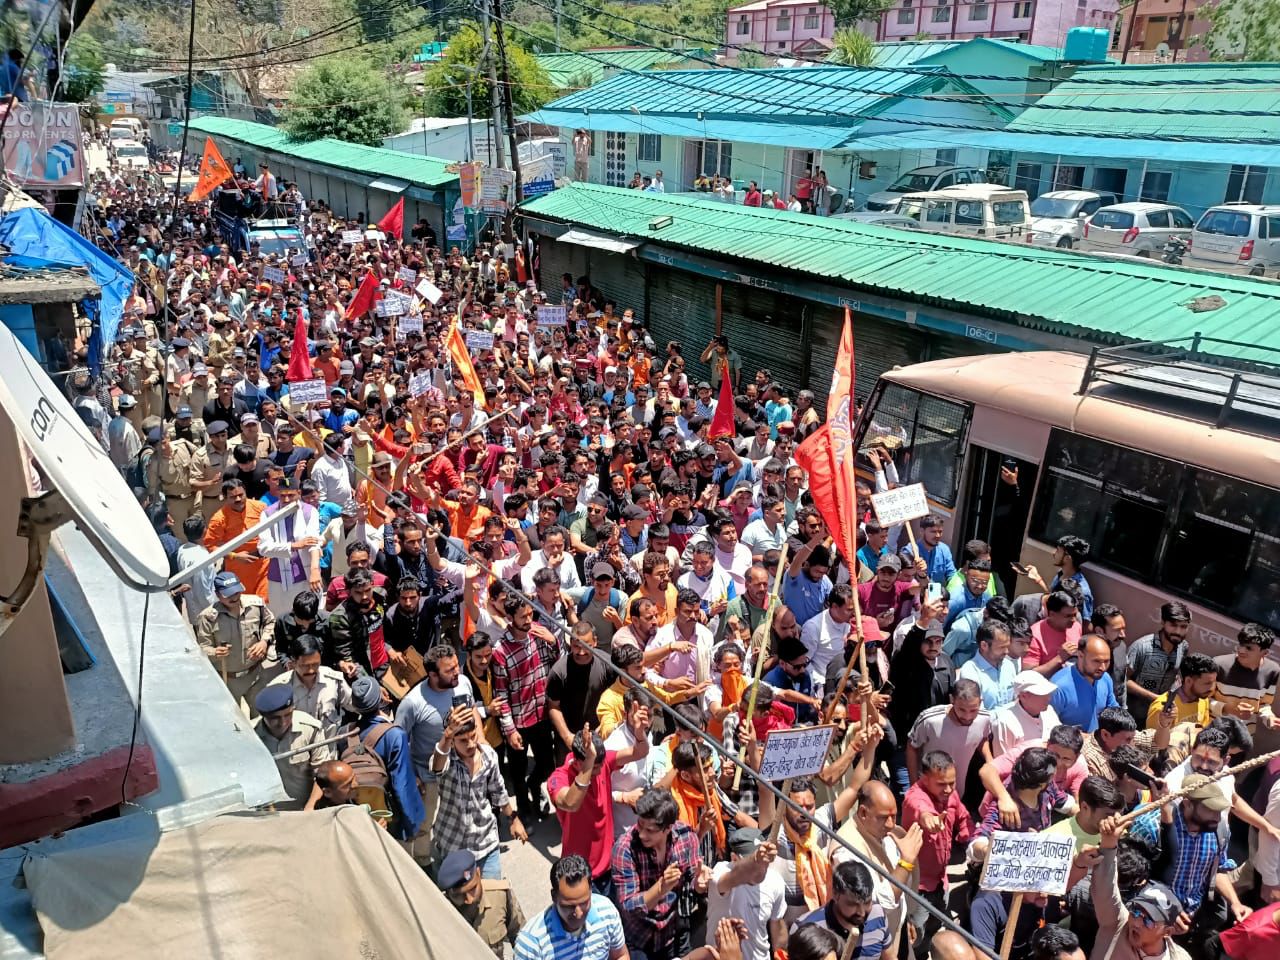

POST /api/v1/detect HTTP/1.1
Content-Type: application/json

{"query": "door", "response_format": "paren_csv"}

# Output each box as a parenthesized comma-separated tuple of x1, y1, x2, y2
(785, 148, 821, 201)
(959, 446, 1039, 597)
(1092, 167, 1128, 199)
(604, 131, 627, 188)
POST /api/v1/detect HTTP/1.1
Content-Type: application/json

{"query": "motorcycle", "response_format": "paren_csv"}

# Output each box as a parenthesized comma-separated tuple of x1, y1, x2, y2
(1161, 235, 1188, 265)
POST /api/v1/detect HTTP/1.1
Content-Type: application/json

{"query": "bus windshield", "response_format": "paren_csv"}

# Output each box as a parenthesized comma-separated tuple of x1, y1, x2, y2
(857, 383, 970, 507)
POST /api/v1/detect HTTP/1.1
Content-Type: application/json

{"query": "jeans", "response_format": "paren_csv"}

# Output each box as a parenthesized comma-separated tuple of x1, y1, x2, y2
(506, 716, 555, 816)
(628, 925, 691, 960)
(478, 847, 502, 880)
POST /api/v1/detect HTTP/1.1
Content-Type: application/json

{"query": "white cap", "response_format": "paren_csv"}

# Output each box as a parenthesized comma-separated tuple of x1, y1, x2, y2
(1013, 671, 1057, 697)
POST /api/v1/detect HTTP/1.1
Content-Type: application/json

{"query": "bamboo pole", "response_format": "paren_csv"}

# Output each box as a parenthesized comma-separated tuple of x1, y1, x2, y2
(732, 543, 789, 791)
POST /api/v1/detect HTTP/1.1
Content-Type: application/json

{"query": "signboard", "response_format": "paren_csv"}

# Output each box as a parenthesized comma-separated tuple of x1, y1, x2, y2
(398, 315, 423, 335)
(870, 483, 930, 528)
(417, 278, 444, 305)
(290, 253, 310, 268)
(409, 371, 431, 397)
(536, 304, 567, 327)
(375, 297, 406, 318)
(465, 330, 495, 353)
(103, 91, 132, 103)
(460, 161, 480, 209)
(480, 166, 515, 214)
(341, 229, 363, 244)
(523, 176, 555, 199)
(288, 378, 329, 405)
(757, 725, 836, 783)
(398, 266, 417, 284)
(261, 266, 286, 285)
(446, 224, 466, 242)
(1, 103, 84, 188)
(979, 831, 1076, 896)
(167, 121, 183, 138)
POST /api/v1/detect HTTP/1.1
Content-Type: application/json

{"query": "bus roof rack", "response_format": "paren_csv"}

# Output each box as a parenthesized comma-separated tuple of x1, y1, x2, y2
(1078, 336, 1280, 431)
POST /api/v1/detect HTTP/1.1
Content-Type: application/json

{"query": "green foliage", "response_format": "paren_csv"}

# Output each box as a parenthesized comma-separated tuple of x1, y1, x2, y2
(505, 0, 725, 53)
(828, 0, 893, 27)
(829, 27, 875, 65)
(1204, 0, 1280, 61)
(61, 33, 107, 103)
(736, 46, 767, 67)
(423, 22, 553, 117)
(281, 59, 407, 144)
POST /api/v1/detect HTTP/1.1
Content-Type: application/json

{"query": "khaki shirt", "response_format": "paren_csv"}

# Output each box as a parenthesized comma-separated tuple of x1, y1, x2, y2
(232, 431, 275, 459)
(153, 437, 200, 497)
(254, 709, 333, 806)
(193, 443, 231, 515)
(457, 880, 526, 957)
(184, 380, 213, 417)
(267, 667, 352, 736)
(194, 594, 276, 674)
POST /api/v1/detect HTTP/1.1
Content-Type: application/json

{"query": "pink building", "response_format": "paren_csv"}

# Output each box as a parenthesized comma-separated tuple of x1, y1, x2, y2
(725, 0, 837, 59)
(1113, 0, 1212, 62)
(872, 0, 1118, 48)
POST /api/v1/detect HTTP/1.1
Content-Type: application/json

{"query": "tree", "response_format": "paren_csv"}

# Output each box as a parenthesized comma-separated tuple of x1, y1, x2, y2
(829, 27, 875, 65)
(61, 33, 107, 103)
(281, 59, 407, 144)
(1204, 0, 1280, 60)
(828, 0, 893, 27)
(423, 22, 553, 118)
(736, 46, 767, 67)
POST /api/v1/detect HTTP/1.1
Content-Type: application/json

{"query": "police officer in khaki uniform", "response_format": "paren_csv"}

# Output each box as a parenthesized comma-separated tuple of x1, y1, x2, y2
(167, 404, 208, 448)
(195, 571, 278, 716)
(193, 420, 232, 519)
(151, 429, 201, 530)
(252, 685, 334, 809)
(131, 328, 165, 422)
(232, 413, 275, 460)
(183, 362, 214, 417)
(438, 850, 525, 958)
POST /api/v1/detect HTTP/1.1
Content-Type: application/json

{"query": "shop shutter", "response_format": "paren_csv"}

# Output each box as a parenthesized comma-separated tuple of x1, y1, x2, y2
(923, 330, 1008, 364)
(647, 268, 717, 379)
(718, 283, 808, 398)
(809, 305, 930, 405)
(535, 236, 590, 299)
(587, 250, 648, 324)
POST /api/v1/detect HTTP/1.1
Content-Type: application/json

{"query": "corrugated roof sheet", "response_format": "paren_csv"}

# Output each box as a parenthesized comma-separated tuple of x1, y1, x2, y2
(866, 41, 962, 67)
(535, 48, 704, 88)
(521, 183, 1280, 365)
(1008, 61, 1280, 141)
(187, 117, 458, 189)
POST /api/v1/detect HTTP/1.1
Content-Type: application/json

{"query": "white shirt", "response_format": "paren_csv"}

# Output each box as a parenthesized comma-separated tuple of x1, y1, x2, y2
(310, 454, 353, 507)
(706, 861, 787, 960)
(257, 501, 320, 589)
(714, 543, 753, 592)
(520, 550, 581, 593)
(801, 609, 852, 689)
(605, 721, 654, 837)
(677, 567, 736, 637)
(322, 517, 384, 576)
(1257, 776, 1280, 885)
(107, 415, 141, 470)
(990, 700, 1060, 757)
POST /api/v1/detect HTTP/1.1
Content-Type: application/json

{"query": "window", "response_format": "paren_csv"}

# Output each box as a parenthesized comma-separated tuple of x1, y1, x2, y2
(1267, 215, 1280, 239)
(697, 139, 732, 178)
(637, 134, 661, 163)
(805, 11, 821, 27)
(1053, 164, 1085, 191)
(898, 0, 915, 22)
(970, 2, 989, 17)
(858, 384, 971, 507)
(924, 199, 954, 223)
(935, 148, 958, 165)
(992, 200, 1025, 224)
(1013, 1, 1033, 16)
(776, 11, 791, 29)
(1144, 209, 1171, 228)
(737, 16, 750, 34)
(1014, 162, 1042, 199)
(1141, 170, 1172, 202)
(1092, 209, 1133, 229)
(1170, 208, 1194, 228)
(933, 2, 951, 21)
(955, 200, 983, 225)
(1226, 164, 1269, 204)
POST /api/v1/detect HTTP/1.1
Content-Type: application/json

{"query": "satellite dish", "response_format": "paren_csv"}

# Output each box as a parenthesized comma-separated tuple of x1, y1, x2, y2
(0, 321, 169, 608)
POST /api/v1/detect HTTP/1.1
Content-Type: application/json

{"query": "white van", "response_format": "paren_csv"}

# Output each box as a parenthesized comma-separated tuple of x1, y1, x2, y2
(109, 118, 144, 140)
(114, 140, 150, 171)
(893, 184, 1031, 239)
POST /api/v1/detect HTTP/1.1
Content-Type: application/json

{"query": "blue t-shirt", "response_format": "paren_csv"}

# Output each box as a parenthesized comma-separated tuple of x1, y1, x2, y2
(1050, 663, 1118, 732)
(323, 407, 359, 433)
(782, 571, 832, 627)
(763, 664, 816, 724)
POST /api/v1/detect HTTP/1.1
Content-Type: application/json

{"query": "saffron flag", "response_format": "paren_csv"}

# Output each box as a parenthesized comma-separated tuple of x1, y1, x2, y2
(707, 359, 736, 439)
(285, 308, 314, 383)
(344, 272, 381, 320)
(794, 308, 859, 570)
(377, 197, 405, 240)
(188, 138, 233, 203)
(446, 320, 486, 408)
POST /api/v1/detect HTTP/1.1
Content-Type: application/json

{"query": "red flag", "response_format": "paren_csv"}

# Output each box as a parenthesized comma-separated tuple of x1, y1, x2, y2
(794, 308, 858, 569)
(285, 308, 314, 383)
(707, 361, 736, 440)
(344, 272, 381, 320)
(377, 198, 405, 240)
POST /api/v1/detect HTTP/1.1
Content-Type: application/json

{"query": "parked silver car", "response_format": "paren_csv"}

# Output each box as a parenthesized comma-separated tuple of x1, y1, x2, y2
(1079, 202, 1194, 258)
(863, 165, 988, 212)
(1185, 203, 1280, 276)
(1026, 190, 1118, 248)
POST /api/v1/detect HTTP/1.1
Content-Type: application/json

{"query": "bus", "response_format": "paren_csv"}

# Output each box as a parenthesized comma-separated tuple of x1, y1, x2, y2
(852, 340, 1280, 657)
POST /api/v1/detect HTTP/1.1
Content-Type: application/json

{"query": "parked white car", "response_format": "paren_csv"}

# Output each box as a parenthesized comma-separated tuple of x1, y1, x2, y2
(893, 184, 1031, 240)
(864, 165, 988, 212)
(1079, 202, 1194, 258)
(114, 140, 150, 172)
(1025, 190, 1118, 248)
(1185, 203, 1280, 277)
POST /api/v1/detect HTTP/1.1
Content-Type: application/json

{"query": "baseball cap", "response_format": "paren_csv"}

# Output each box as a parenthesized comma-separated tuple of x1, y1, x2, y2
(176, 405, 193, 419)
(213, 571, 244, 598)
(118, 394, 137, 409)
(1183, 774, 1230, 812)
(877, 554, 903, 573)
(727, 827, 765, 856)
(622, 504, 648, 521)
(1013, 671, 1057, 697)
(1127, 881, 1183, 925)
(591, 562, 616, 581)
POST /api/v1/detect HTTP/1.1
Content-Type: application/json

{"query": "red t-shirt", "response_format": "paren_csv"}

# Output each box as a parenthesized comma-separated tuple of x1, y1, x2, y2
(1219, 903, 1280, 956)
(548, 750, 618, 878)
(857, 579, 913, 623)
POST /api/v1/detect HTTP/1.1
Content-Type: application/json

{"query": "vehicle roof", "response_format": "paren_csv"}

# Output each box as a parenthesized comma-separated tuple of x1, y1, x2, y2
(1097, 201, 1185, 213)
(881, 351, 1279, 483)
(1202, 203, 1280, 214)
(116, 140, 145, 148)
(834, 211, 917, 221)
(900, 164, 980, 175)
(1039, 190, 1111, 201)
(900, 184, 1028, 200)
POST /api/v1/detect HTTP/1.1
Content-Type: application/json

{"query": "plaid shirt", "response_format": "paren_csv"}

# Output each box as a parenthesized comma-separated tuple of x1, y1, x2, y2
(433, 742, 512, 861)
(1165, 805, 1235, 913)
(491, 624, 561, 734)
(977, 778, 1066, 839)
(612, 821, 703, 951)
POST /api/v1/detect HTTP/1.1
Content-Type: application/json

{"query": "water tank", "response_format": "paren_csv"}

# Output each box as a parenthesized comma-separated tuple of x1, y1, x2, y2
(1062, 26, 1110, 63)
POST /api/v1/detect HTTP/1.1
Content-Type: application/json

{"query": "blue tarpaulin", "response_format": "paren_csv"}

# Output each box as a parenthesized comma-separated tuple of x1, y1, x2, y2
(0, 207, 134, 366)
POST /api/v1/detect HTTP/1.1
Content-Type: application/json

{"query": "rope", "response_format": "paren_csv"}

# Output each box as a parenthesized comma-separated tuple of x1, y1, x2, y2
(1118, 743, 1280, 826)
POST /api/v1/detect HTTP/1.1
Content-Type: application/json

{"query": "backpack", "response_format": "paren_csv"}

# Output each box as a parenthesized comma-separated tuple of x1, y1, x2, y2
(577, 587, 625, 617)
(340, 721, 393, 812)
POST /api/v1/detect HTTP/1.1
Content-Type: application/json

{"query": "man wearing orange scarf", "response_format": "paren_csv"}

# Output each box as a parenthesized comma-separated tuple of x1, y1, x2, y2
(671, 740, 729, 860)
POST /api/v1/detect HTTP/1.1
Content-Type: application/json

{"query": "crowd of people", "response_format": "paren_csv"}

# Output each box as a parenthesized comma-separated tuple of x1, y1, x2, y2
(69, 157, 1280, 960)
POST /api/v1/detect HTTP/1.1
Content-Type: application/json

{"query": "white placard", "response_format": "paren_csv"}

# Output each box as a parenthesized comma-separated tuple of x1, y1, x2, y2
(376, 297, 406, 318)
(536, 304, 567, 327)
(466, 330, 495, 353)
(870, 483, 930, 527)
(757, 725, 836, 783)
(398, 266, 418, 284)
(409, 371, 431, 396)
(399, 315, 423, 335)
(979, 831, 1076, 896)
(288, 378, 329, 405)
(416, 278, 444, 305)
(290, 253, 309, 267)
(341, 229, 363, 244)
(262, 266, 286, 285)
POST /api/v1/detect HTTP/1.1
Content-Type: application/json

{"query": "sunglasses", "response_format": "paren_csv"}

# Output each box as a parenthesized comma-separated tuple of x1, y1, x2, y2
(1129, 907, 1160, 929)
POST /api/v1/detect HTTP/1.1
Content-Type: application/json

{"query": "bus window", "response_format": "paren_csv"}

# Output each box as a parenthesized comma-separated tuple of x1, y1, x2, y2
(860, 383, 970, 507)
(1031, 430, 1175, 580)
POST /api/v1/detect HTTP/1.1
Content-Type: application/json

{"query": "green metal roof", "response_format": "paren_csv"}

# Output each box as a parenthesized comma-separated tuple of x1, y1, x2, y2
(865, 41, 961, 67)
(187, 117, 458, 190)
(535, 48, 706, 89)
(521, 183, 1280, 365)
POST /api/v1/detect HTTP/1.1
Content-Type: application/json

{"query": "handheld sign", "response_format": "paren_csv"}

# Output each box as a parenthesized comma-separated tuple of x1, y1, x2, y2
(870, 483, 930, 528)
(289, 378, 329, 405)
(398, 315, 423, 336)
(376, 297, 406, 318)
(261, 266, 286, 285)
(341, 229, 362, 245)
(398, 266, 417, 284)
(416, 278, 444, 305)
(290, 253, 309, 268)
(757, 725, 836, 783)
(537, 304, 567, 327)
(409, 371, 431, 397)
(466, 330, 495, 353)
(979, 831, 1076, 897)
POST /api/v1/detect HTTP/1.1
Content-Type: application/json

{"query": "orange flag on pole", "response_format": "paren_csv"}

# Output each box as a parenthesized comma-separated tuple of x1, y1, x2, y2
(188, 138, 234, 203)
(446, 320, 486, 408)
(794, 308, 859, 568)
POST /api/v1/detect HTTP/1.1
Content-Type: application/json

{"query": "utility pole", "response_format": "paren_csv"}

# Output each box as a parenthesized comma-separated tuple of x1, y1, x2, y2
(555, 0, 562, 51)
(481, 0, 506, 169)
(493, 0, 524, 202)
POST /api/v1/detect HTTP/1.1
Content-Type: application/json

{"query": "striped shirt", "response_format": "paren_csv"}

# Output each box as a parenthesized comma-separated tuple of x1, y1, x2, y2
(514, 894, 625, 960)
